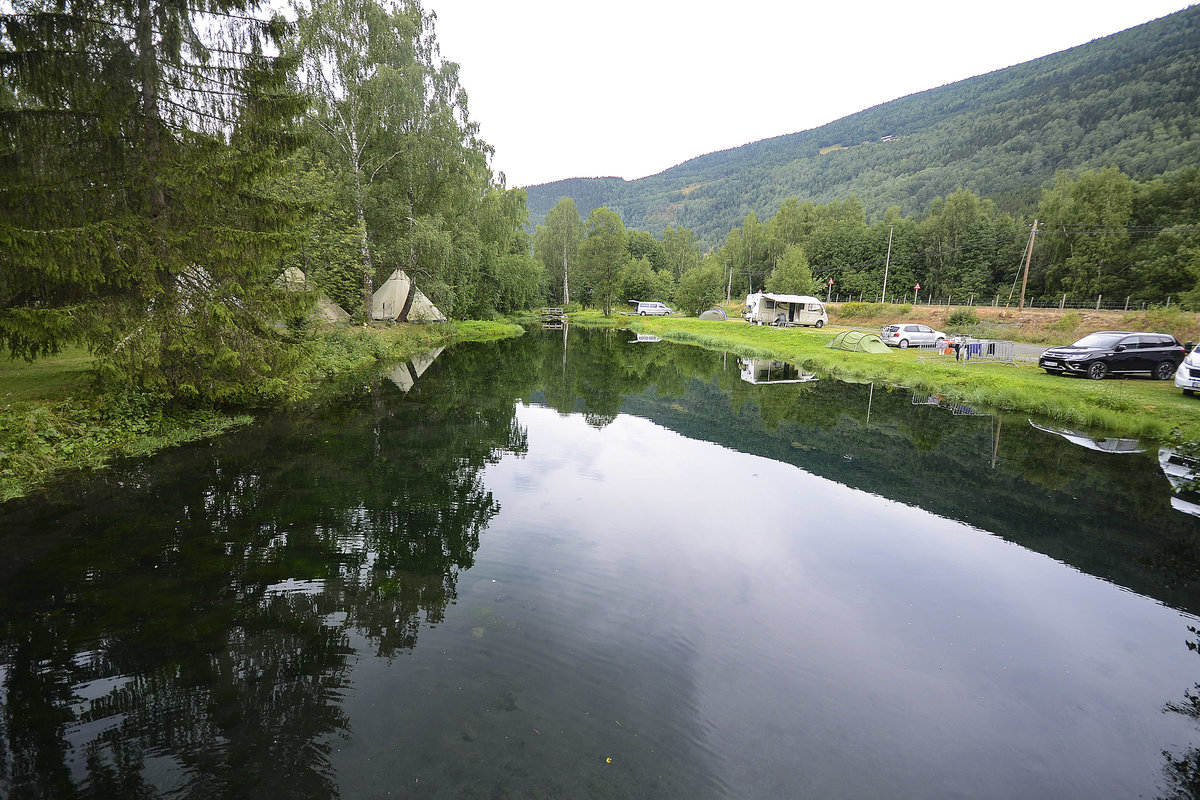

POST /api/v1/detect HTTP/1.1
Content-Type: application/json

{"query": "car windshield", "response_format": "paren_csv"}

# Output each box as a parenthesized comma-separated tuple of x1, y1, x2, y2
(1071, 333, 1126, 348)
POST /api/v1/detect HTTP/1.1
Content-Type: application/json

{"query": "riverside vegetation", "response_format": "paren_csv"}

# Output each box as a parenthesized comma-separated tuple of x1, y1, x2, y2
(572, 304, 1200, 443)
(0, 322, 521, 502)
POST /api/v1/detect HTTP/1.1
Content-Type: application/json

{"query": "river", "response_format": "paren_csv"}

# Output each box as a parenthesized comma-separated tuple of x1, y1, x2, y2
(2, 326, 1199, 798)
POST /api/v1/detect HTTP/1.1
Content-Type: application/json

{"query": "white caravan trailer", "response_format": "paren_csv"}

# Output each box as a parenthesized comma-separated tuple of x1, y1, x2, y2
(743, 293, 828, 327)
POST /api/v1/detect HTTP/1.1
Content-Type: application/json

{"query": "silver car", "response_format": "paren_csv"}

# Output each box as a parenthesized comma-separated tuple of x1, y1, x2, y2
(881, 323, 947, 349)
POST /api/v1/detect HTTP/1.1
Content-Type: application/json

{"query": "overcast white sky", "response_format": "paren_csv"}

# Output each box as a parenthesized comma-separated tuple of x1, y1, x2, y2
(427, 0, 1195, 188)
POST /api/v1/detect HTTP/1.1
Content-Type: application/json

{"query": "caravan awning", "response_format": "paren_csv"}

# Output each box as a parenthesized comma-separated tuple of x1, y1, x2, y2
(759, 293, 823, 305)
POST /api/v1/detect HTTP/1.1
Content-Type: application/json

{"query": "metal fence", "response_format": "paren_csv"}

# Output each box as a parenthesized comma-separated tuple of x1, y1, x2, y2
(917, 338, 1018, 367)
(830, 293, 1181, 311)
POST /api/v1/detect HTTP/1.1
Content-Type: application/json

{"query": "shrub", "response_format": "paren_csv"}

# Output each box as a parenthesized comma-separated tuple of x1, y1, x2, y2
(947, 308, 979, 327)
(1049, 311, 1082, 333)
(835, 302, 897, 320)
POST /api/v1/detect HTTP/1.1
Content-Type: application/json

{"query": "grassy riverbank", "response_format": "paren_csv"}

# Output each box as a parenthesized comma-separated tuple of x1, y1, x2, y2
(0, 321, 523, 502)
(573, 310, 1200, 442)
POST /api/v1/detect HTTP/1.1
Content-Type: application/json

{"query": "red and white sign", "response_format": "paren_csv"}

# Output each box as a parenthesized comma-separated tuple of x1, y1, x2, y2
(828, 278, 834, 285)
(914, 283, 921, 290)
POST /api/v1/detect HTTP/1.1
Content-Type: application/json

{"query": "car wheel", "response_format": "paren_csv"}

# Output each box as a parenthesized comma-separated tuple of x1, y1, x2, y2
(639, 311, 646, 316)
(1154, 361, 1175, 380)
(935, 338, 946, 348)
(1185, 389, 1195, 396)
(1087, 361, 1108, 380)
(815, 320, 824, 328)
(898, 339, 909, 349)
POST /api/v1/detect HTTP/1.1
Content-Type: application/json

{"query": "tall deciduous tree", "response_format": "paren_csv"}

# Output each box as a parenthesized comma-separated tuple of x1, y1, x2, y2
(533, 198, 583, 305)
(661, 225, 701, 279)
(292, 0, 491, 320)
(1038, 167, 1133, 296)
(765, 245, 814, 296)
(579, 207, 627, 316)
(1, 0, 308, 402)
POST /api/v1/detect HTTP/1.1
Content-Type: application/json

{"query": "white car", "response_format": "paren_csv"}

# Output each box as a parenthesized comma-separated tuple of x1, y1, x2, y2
(1176, 344, 1200, 395)
(880, 323, 947, 349)
(634, 301, 672, 316)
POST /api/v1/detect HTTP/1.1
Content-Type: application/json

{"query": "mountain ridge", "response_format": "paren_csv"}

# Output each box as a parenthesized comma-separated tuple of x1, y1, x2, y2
(523, 5, 1200, 247)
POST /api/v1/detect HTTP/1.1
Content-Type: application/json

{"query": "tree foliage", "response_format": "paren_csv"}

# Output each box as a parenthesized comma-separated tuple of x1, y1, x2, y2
(579, 207, 627, 316)
(1, 0, 310, 402)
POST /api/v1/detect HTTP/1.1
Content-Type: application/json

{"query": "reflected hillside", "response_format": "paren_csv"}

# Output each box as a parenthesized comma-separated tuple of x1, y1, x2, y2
(522, 327, 1200, 613)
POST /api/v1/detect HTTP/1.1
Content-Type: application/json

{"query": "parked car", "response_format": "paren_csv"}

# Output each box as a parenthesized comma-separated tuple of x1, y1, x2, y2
(1039, 331, 1186, 380)
(880, 323, 947, 349)
(633, 301, 672, 316)
(1176, 343, 1200, 395)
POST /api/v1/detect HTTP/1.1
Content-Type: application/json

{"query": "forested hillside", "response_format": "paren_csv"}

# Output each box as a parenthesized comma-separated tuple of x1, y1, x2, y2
(525, 4, 1200, 247)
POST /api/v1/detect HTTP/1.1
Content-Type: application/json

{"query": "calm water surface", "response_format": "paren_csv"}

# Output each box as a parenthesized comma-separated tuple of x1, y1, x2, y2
(3, 327, 1200, 799)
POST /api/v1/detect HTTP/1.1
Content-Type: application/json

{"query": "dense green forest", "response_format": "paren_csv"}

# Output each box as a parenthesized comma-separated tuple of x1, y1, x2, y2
(531, 166, 1200, 316)
(4, 0, 1200, 409)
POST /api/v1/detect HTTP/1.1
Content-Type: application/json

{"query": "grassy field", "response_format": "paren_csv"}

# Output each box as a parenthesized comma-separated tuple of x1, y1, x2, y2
(0, 346, 95, 405)
(578, 309, 1200, 442)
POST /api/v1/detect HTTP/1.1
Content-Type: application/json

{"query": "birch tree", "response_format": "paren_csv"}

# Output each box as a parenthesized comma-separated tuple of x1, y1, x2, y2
(293, 0, 490, 320)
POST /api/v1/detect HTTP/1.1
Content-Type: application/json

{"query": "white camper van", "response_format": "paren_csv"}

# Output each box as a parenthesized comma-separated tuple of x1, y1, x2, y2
(743, 293, 828, 327)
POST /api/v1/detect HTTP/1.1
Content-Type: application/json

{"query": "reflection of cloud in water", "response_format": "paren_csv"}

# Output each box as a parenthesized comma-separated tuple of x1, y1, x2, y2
(456, 403, 1200, 799)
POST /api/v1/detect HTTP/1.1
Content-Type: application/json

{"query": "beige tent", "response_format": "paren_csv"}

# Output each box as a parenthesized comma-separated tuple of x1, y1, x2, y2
(389, 346, 445, 392)
(275, 267, 351, 323)
(371, 269, 446, 322)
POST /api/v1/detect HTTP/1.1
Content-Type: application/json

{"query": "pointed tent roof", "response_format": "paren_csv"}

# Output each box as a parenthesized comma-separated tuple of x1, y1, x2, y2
(371, 269, 446, 322)
(828, 330, 892, 353)
(275, 267, 351, 323)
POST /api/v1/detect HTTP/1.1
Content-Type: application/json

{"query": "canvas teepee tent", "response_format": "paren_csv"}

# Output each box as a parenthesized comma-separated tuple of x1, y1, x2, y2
(371, 269, 446, 323)
(275, 267, 351, 323)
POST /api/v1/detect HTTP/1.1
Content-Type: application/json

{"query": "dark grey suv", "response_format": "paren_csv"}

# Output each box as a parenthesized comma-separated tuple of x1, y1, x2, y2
(1039, 331, 1187, 380)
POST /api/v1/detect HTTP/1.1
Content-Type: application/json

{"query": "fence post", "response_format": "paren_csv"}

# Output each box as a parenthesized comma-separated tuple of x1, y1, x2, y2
(994, 294, 998, 307)
(1096, 294, 1102, 310)
(1060, 294, 1066, 309)
(1124, 296, 1130, 311)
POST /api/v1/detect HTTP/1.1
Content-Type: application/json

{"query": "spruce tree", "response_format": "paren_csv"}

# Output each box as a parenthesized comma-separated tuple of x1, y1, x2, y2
(1, 0, 308, 403)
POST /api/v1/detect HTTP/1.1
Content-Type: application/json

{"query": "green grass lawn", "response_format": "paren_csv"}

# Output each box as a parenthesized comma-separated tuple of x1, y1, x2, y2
(0, 346, 94, 405)
(577, 312, 1200, 441)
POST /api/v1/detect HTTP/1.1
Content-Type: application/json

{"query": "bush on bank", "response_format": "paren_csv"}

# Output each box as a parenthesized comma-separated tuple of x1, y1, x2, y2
(0, 322, 523, 502)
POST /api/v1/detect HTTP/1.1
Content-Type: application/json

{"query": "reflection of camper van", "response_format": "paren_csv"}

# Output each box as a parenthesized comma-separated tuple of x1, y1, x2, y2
(739, 358, 818, 385)
(743, 293, 828, 327)
(1028, 420, 1146, 453)
(1160, 447, 1200, 517)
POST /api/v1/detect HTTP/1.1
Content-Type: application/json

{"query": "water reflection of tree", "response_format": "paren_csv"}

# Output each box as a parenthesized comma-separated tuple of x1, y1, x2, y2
(1162, 626, 1200, 799)
(0, 342, 531, 798)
